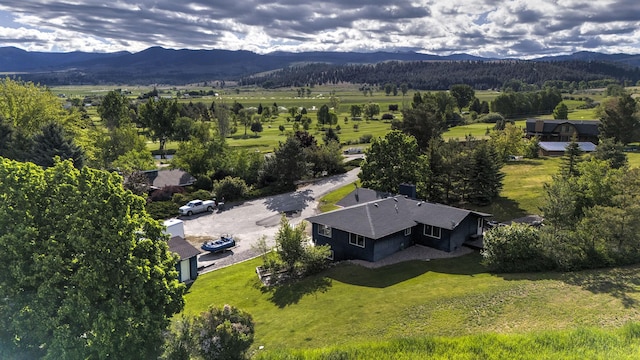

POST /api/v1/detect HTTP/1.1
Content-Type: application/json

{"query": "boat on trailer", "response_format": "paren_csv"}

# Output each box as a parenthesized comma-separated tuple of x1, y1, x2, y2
(201, 236, 236, 252)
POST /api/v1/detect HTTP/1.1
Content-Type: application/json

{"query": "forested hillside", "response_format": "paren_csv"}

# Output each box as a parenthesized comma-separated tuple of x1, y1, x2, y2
(241, 61, 640, 90)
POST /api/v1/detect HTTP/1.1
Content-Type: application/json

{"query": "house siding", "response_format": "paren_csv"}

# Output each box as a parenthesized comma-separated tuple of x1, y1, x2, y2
(415, 214, 478, 252)
(371, 231, 413, 262)
(189, 256, 198, 280)
(416, 226, 452, 251)
(312, 224, 374, 261)
(449, 214, 477, 251)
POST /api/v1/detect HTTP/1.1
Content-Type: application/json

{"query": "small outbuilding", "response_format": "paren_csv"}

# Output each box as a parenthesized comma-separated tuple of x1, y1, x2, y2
(168, 236, 200, 282)
(163, 219, 200, 283)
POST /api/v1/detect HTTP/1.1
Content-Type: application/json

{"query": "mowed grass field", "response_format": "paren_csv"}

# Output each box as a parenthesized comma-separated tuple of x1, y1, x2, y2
(183, 252, 640, 355)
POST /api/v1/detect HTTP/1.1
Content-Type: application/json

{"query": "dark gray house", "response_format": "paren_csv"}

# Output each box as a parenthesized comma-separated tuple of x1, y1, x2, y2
(525, 119, 600, 143)
(307, 191, 490, 262)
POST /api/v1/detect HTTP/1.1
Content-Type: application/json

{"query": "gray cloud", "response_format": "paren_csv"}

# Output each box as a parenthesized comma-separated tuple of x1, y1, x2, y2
(0, 0, 638, 57)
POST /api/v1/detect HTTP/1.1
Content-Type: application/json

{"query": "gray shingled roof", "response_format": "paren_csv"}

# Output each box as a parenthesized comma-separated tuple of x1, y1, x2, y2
(307, 195, 491, 239)
(336, 187, 392, 208)
(168, 236, 201, 260)
(525, 119, 600, 136)
(144, 169, 196, 189)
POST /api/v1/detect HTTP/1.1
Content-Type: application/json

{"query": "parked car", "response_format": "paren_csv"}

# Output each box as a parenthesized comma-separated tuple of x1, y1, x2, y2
(343, 147, 363, 154)
(201, 236, 236, 252)
(179, 199, 216, 216)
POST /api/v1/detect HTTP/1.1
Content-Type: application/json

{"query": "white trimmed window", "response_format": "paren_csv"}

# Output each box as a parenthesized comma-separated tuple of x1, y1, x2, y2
(318, 224, 332, 237)
(404, 227, 412, 236)
(327, 250, 334, 260)
(349, 233, 365, 248)
(424, 224, 441, 239)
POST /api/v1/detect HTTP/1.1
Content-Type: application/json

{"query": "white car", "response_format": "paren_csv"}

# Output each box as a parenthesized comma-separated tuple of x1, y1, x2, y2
(179, 199, 216, 216)
(343, 147, 363, 155)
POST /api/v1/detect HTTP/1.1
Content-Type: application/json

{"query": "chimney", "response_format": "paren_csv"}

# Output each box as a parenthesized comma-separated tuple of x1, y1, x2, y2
(535, 119, 544, 133)
(398, 183, 417, 199)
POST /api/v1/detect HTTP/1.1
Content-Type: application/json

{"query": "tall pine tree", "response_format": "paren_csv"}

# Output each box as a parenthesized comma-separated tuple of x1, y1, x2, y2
(561, 135, 583, 177)
(29, 122, 85, 169)
(468, 142, 504, 205)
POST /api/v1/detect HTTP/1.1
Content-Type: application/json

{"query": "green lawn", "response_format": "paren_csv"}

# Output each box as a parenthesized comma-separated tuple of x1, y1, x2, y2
(183, 253, 640, 354)
(469, 157, 562, 221)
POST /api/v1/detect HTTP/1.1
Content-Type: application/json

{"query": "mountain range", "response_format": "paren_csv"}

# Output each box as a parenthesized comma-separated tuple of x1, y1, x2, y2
(0, 46, 639, 86)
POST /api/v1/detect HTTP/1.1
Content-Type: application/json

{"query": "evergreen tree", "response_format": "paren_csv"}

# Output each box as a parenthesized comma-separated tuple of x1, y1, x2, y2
(395, 99, 447, 150)
(561, 136, 584, 177)
(30, 122, 85, 169)
(553, 102, 569, 120)
(468, 142, 504, 205)
(598, 94, 640, 145)
(593, 137, 628, 169)
(469, 98, 481, 113)
(264, 136, 307, 189)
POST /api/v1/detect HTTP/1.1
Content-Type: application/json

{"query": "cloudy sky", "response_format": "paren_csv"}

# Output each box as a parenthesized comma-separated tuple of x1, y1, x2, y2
(0, 0, 639, 58)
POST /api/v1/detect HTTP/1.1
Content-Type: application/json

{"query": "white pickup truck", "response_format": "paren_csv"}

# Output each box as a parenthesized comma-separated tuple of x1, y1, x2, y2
(179, 199, 216, 216)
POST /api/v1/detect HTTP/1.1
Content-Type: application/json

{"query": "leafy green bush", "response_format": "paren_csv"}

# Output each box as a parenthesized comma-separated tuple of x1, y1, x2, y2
(149, 185, 185, 202)
(482, 224, 551, 272)
(146, 200, 179, 220)
(194, 176, 213, 191)
(301, 244, 332, 275)
(163, 305, 255, 360)
(359, 134, 373, 143)
(213, 176, 250, 201)
(477, 112, 505, 124)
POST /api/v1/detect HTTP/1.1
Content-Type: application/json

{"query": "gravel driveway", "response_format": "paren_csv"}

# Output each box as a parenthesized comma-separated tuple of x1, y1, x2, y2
(182, 168, 360, 273)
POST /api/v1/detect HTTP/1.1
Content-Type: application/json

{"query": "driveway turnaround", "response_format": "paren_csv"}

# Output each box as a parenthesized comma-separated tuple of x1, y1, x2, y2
(183, 168, 360, 273)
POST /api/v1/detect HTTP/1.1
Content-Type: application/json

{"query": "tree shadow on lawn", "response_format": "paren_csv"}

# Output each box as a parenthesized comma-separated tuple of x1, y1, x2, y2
(497, 264, 640, 309)
(327, 252, 487, 288)
(468, 196, 529, 223)
(259, 275, 333, 308)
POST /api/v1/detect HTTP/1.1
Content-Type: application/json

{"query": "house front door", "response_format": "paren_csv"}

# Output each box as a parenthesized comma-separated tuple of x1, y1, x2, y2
(477, 218, 484, 236)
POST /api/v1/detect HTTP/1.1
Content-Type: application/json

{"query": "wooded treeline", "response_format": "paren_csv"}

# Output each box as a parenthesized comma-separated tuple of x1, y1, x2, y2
(241, 60, 640, 90)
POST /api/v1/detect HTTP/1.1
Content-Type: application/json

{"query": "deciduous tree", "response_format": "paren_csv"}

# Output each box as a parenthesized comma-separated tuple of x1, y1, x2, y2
(449, 84, 475, 113)
(98, 90, 131, 130)
(359, 130, 420, 193)
(139, 97, 179, 156)
(0, 159, 184, 359)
